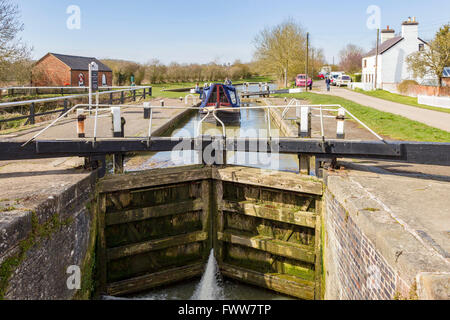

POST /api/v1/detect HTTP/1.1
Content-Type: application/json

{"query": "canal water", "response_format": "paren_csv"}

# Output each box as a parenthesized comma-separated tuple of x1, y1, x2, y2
(125, 105, 299, 173)
(122, 102, 298, 300)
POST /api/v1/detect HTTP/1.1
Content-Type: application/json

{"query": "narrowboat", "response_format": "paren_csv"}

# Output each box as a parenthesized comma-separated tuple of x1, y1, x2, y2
(196, 82, 241, 125)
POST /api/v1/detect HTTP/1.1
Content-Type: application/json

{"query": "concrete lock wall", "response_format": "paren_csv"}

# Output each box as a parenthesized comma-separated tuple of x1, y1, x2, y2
(0, 172, 98, 300)
(322, 173, 449, 300)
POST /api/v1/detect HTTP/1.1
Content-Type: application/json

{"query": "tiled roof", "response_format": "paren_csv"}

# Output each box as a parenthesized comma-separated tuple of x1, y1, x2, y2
(364, 36, 404, 57)
(49, 53, 112, 72)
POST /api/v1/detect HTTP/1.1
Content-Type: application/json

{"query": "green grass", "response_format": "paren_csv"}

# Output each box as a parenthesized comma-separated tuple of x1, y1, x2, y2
(273, 92, 450, 142)
(352, 88, 450, 114)
(146, 76, 274, 99)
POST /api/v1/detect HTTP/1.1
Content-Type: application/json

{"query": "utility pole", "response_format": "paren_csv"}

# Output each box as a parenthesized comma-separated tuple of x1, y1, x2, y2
(284, 68, 288, 88)
(374, 29, 379, 90)
(305, 32, 309, 91)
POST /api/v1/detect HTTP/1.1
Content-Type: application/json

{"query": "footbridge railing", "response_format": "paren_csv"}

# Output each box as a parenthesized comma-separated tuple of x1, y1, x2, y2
(1, 103, 449, 173)
(0, 86, 152, 127)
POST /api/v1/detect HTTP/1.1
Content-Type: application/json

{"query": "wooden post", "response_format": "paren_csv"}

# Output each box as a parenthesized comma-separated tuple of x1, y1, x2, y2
(314, 198, 323, 300)
(120, 91, 124, 104)
(109, 92, 113, 105)
(214, 180, 224, 264)
(133, 89, 136, 101)
(143, 87, 146, 100)
(96, 193, 108, 296)
(29, 102, 35, 125)
(63, 99, 68, 117)
(201, 180, 212, 259)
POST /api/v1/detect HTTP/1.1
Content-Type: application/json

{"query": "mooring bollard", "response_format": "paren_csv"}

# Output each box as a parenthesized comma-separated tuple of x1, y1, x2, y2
(298, 106, 311, 138)
(111, 107, 123, 137)
(336, 108, 345, 139)
(298, 106, 312, 175)
(143, 102, 151, 119)
(77, 109, 86, 138)
(161, 100, 165, 107)
(111, 108, 126, 174)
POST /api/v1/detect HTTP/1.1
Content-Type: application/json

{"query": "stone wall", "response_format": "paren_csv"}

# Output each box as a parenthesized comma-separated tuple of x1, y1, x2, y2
(323, 172, 450, 300)
(0, 172, 97, 300)
(323, 191, 409, 300)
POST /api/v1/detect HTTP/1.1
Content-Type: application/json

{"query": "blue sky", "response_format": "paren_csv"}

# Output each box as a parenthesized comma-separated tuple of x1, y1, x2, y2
(16, 0, 450, 65)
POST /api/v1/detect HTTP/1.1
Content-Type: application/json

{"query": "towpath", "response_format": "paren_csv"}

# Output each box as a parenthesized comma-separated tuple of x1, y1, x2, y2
(323, 87, 450, 132)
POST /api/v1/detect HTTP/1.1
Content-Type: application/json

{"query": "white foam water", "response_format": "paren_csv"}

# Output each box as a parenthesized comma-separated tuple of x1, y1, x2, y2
(191, 249, 224, 300)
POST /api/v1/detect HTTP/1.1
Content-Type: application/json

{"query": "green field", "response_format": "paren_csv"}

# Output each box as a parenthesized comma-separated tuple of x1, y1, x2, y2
(352, 88, 450, 115)
(273, 92, 450, 143)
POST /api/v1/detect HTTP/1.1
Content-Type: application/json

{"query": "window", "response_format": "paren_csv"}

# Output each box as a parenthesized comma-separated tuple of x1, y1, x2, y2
(364, 59, 367, 68)
(419, 44, 425, 51)
(219, 86, 229, 104)
(229, 90, 237, 104)
(206, 86, 218, 105)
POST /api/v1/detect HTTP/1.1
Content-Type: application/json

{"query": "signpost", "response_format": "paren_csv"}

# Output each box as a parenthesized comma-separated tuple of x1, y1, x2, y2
(89, 62, 99, 112)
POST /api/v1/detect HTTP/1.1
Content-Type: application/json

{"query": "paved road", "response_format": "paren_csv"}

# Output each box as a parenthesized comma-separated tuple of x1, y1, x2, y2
(322, 87, 450, 132)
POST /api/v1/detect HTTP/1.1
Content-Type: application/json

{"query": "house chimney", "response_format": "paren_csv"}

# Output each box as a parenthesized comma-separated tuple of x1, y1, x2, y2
(381, 25, 395, 43)
(402, 16, 419, 40)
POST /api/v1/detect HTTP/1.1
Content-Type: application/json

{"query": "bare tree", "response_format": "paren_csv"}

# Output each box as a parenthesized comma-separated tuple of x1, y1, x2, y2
(253, 19, 307, 87)
(0, 0, 31, 84)
(407, 23, 450, 87)
(338, 44, 364, 74)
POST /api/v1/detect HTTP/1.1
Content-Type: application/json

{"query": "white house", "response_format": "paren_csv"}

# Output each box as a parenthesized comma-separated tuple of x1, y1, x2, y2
(361, 17, 430, 92)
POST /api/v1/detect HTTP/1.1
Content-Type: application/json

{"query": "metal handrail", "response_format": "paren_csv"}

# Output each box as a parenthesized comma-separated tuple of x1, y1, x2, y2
(21, 103, 387, 146)
(0, 86, 152, 109)
(0, 85, 149, 90)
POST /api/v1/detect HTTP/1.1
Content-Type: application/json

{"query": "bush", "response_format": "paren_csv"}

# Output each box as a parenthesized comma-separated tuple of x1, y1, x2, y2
(353, 74, 362, 82)
(397, 80, 419, 94)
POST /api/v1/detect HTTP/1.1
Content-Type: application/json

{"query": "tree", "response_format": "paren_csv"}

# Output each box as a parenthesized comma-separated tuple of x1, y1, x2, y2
(253, 19, 307, 87)
(407, 24, 450, 87)
(339, 44, 364, 74)
(0, 0, 31, 84)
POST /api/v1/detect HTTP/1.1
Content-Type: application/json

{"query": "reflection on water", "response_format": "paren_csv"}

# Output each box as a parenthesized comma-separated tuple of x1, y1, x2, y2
(125, 106, 299, 172)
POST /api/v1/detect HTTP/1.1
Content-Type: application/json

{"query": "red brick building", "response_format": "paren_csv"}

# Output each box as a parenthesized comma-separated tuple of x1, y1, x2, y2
(32, 53, 113, 87)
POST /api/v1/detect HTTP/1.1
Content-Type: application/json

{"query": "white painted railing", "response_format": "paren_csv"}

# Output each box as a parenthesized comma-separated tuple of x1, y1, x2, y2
(418, 95, 450, 109)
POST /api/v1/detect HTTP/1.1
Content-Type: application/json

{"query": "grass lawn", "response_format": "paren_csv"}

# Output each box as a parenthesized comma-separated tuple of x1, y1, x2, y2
(352, 88, 450, 115)
(273, 92, 450, 143)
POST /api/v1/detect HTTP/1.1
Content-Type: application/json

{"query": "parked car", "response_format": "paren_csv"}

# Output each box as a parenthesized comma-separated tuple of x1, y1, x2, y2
(335, 75, 352, 87)
(330, 74, 340, 86)
(296, 74, 313, 89)
(317, 73, 326, 80)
